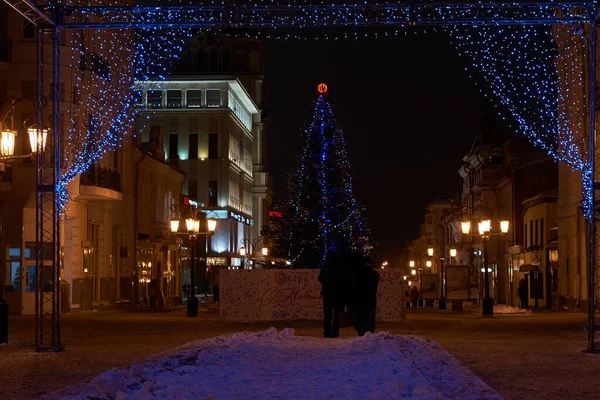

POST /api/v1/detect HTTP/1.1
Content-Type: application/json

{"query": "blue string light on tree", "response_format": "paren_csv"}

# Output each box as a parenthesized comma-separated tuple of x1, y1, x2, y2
(265, 83, 371, 268)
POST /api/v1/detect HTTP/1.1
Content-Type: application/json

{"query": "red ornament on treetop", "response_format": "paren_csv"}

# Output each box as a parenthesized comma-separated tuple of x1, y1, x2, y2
(318, 83, 328, 94)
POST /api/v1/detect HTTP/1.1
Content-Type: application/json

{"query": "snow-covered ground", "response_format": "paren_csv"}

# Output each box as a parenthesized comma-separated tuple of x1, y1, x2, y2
(473, 304, 532, 314)
(58, 328, 501, 400)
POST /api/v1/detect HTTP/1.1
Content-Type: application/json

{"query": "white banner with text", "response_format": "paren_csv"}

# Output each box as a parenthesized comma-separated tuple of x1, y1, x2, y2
(220, 269, 404, 322)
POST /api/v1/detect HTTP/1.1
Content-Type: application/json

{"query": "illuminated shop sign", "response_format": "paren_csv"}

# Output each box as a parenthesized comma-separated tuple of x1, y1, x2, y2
(230, 211, 254, 226)
(182, 195, 199, 207)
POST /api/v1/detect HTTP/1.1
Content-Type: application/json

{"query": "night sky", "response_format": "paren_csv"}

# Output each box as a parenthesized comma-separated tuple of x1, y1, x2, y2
(265, 31, 512, 262)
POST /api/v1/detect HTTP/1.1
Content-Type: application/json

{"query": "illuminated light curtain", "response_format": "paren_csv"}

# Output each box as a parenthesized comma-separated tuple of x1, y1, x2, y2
(448, 25, 589, 216)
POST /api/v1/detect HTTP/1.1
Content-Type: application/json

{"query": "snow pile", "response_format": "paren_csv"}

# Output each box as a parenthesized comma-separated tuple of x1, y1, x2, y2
(58, 328, 501, 400)
(494, 304, 532, 314)
(474, 304, 532, 314)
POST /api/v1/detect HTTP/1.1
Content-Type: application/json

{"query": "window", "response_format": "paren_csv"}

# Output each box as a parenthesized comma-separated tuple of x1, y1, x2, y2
(209, 133, 218, 159)
(168, 134, 178, 160)
(535, 219, 539, 247)
(134, 90, 144, 107)
(540, 218, 544, 246)
(113, 149, 119, 169)
(243, 148, 252, 175)
(228, 91, 252, 131)
(7, 246, 21, 292)
(9, 262, 21, 292)
(22, 17, 34, 39)
(209, 180, 218, 206)
(186, 90, 202, 107)
(229, 135, 240, 166)
(524, 224, 528, 249)
(188, 180, 198, 200)
(188, 133, 198, 160)
(166, 90, 182, 108)
(206, 89, 220, 107)
(147, 90, 162, 108)
(229, 181, 240, 210)
(243, 190, 252, 215)
(529, 220, 533, 250)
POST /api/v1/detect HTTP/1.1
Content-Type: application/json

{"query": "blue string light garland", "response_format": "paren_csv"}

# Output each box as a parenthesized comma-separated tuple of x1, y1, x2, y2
(59, 2, 592, 219)
(448, 25, 590, 216)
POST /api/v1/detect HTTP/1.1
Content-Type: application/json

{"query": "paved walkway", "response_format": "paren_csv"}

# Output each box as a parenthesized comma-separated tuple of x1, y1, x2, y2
(1, 308, 598, 399)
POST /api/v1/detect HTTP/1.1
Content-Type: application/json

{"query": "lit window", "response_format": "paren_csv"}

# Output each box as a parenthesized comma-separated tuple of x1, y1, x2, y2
(206, 89, 221, 107)
(187, 90, 202, 107)
(133, 90, 144, 107)
(166, 90, 182, 108)
(8, 247, 20, 257)
(147, 90, 162, 108)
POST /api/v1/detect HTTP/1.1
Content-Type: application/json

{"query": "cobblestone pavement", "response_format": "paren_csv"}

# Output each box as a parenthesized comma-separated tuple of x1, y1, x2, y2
(1, 307, 598, 400)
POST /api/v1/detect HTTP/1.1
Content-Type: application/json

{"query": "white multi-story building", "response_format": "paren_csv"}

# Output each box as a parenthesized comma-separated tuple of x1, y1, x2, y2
(134, 77, 271, 287)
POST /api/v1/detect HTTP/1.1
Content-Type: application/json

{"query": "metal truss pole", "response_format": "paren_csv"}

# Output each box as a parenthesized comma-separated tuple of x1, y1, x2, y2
(34, 11, 62, 352)
(588, 3, 599, 353)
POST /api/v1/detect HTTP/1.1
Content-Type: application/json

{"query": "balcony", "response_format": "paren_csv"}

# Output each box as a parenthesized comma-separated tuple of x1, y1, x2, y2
(79, 165, 122, 201)
(0, 39, 12, 66)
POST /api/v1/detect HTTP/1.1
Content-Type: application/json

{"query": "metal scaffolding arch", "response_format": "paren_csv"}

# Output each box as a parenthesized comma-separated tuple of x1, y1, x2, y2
(2, 0, 599, 352)
(34, 11, 62, 352)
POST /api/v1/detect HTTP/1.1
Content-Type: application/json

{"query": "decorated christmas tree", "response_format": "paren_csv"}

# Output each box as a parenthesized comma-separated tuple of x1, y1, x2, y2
(264, 84, 371, 268)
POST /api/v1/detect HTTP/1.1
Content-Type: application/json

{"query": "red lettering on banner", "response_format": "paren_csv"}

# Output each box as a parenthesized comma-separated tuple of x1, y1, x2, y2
(260, 285, 321, 307)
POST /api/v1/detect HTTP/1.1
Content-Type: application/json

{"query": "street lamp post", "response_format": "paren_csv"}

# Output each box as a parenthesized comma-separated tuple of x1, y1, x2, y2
(428, 244, 456, 311)
(0, 119, 47, 344)
(461, 215, 509, 317)
(239, 237, 268, 269)
(427, 240, 448, 310)
(170, 204, 216, 317)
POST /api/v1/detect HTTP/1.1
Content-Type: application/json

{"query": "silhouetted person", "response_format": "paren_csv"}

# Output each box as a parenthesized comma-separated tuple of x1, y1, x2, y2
(518, 279, 528, 308)
(319, 265, 344, 338)
(149, 279, 158, 312)
(367, 266, 379, 333)
(213, 284, 220, 304)
(350, 253, 378, 336)
(410, 286, 420, 308)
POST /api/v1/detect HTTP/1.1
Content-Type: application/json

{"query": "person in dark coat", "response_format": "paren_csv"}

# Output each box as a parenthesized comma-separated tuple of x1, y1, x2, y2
(518, 278, 528, 308)
(319, 265, 345, 338)
(367, 266, 380, 333)
(149, 279, 159, 312)
(410, 286, 420, 308)
(350, 253, 378, 336)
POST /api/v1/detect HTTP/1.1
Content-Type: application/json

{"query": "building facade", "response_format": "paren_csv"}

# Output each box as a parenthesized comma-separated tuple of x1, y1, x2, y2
(406, 128, 559, 308)
(0, 4, 184, 313)
(552, 24, 592, 310)
(134, 76, 270, 291)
